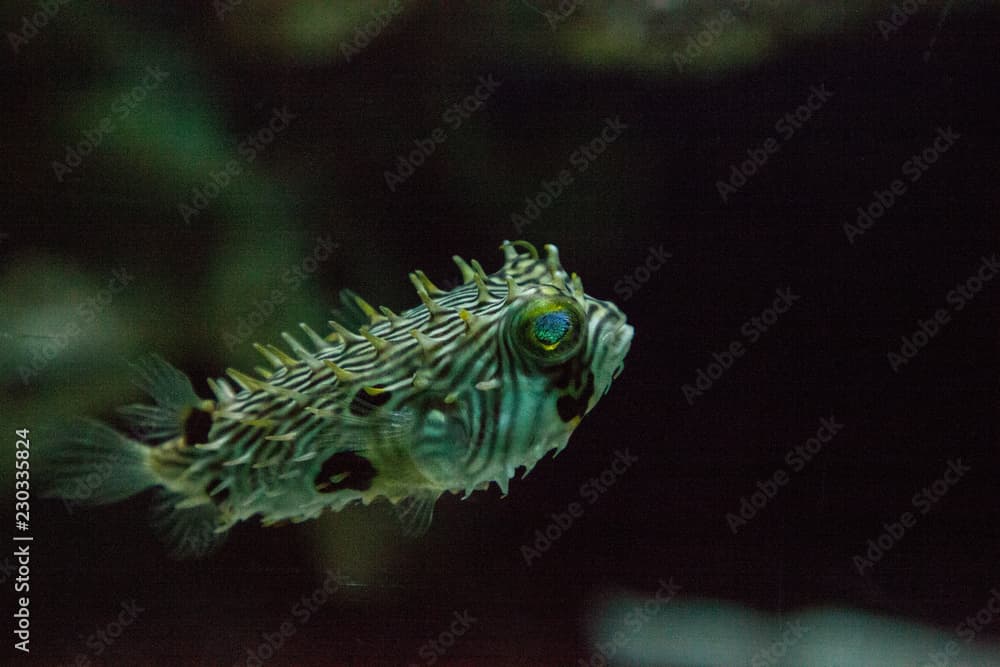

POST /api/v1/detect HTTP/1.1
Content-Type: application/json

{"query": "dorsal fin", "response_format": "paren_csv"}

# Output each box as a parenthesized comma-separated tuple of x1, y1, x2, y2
(117, 354, 208, 443)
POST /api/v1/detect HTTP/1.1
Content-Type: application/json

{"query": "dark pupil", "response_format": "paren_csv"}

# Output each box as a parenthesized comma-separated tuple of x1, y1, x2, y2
(534, 311, 571, 347)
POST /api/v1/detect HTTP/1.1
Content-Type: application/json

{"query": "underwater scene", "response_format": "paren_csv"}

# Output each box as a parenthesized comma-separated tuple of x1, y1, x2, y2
(2, 1, 999, 665)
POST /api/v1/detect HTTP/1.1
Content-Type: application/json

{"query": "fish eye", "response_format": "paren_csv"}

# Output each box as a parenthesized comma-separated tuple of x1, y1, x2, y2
(514, 297, 585, 364)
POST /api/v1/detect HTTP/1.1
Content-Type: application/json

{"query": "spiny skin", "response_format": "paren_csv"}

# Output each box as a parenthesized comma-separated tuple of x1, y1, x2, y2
(55, 241, 632, 553)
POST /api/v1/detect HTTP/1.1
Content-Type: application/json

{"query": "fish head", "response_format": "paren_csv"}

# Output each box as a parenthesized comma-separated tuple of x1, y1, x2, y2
(405, 242, 633, 495)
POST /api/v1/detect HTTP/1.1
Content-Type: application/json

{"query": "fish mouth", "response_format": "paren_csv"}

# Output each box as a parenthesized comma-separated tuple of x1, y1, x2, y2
(609, 322, 634, 381)
(593, 321, 633, 400)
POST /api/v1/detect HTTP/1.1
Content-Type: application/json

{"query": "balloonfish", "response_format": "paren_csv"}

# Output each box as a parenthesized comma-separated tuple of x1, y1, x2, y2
(40, 241, 633, 557)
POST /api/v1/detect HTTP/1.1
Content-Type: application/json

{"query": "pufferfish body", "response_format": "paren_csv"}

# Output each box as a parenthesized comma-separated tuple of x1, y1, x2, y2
(40, 241, 633, 557)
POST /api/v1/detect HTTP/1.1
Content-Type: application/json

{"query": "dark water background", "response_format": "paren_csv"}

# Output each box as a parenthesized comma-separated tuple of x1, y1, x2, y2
(1, 1, 999, 665)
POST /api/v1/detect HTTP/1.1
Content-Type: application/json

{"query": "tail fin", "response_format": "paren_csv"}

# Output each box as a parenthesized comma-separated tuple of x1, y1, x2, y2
(39, 355, 231, 558)
(38, 418, 158, 507)
(38, 355, 200, 512)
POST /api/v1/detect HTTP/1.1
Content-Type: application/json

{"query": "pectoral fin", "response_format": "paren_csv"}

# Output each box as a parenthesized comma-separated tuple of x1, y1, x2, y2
(394, 492, 437, 537)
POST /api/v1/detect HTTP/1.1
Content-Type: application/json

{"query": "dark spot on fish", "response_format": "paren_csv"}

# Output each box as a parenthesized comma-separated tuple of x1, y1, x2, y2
(551, 356, 584, 390)
(184, 408, 213, 444)
(348, 386, 391, 416)
(314, 452, 376, 493)
(557, 372, 594, 423)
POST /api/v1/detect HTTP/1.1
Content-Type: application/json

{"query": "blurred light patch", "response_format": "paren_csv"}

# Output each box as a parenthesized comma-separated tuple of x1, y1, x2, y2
(220, 0, 411, 64)
(523, 0, 886, 75)
(588, 595, 1000, 666)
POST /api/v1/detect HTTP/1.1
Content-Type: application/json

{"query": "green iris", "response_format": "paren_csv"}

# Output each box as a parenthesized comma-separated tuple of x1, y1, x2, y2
(533, 311, 572, 349)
